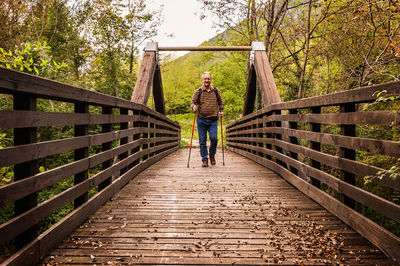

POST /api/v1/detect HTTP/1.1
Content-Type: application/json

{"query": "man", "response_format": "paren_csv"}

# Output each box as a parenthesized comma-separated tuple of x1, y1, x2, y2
(191, 72, 224, 167)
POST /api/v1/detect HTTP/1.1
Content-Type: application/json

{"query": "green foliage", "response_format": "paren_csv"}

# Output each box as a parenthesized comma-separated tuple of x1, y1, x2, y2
(36, 176, 74, 232)
(361, 90, 400, 185)
(169, 113, 198, 141)
(161, 39, 248, 122)
(365, 165, 399, 183)
(168, 113, 226, 146)
(209, 52, 247, 120)
(179, 138, 189, 148)
(0, 133, 13, 186)
(0, 42, 67, 75)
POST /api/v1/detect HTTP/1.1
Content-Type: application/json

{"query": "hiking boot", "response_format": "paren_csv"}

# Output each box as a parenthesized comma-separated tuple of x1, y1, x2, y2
(202, 159, 209, 167)
(210, 155, 216, 165)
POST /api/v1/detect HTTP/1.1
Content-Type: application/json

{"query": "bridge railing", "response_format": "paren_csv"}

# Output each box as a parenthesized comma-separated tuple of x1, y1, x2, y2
(226, 81, 400, 260)
(0, 67, 180, 265)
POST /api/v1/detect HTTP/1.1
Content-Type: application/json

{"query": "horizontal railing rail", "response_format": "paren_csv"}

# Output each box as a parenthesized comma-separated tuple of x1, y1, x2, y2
(0, 67, 180, 265)
(226, 81, 400, 260)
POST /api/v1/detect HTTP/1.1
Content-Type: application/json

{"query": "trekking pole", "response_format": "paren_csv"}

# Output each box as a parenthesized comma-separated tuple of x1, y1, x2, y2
(187, 113, 196, 168)
(220, 115, 225, 166)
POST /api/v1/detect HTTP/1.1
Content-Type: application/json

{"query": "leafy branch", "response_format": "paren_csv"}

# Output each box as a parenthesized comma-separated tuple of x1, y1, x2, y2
(364, 162, 400, 185)
(363, 90, 400, 185)
(0, 41, 67, 75)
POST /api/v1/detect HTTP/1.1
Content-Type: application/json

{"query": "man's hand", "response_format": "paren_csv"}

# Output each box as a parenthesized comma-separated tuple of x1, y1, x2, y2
(193, 105, 198, 112)
(219, 111, 224, 117)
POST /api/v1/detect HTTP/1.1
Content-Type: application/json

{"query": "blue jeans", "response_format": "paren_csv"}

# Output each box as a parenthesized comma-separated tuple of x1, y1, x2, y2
(197, 117, 218, 161)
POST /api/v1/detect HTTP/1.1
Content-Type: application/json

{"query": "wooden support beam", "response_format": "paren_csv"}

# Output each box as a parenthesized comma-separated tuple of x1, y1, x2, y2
(99, 106, 113, 191)
(158, 46, 251, 51)
(74, 102, 89, 209)
(242, 65, 257, 116)
(13, 94, 38, 250)
(119, 108, 129, 176)
(310, 106, 321, 188)
(131, 51, 157, 105)
(339, 103, 356, 209)
(152, 65, 165, 114)
(288, 109, 298, 175)
(253, 51, 281, 106)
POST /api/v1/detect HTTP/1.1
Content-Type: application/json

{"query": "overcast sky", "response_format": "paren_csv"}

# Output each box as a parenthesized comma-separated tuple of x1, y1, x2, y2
(146, 0, 220, 56)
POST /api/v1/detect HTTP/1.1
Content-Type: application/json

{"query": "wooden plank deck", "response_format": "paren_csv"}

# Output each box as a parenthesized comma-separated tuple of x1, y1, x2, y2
(42, 148, 394, 265)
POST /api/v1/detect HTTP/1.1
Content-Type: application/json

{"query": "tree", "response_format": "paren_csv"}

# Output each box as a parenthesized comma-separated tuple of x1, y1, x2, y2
(0, 0, 29, 50)
(321, 0, 400, 87)
(198, 0, 262, 45)
(125, 0, 161, 76)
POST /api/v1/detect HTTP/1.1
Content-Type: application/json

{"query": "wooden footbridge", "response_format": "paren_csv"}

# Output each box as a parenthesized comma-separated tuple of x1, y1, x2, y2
(0, 42, 399, 265)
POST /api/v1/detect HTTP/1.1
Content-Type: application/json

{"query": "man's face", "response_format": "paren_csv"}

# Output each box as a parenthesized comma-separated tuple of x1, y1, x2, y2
(202, 73, 212, 87)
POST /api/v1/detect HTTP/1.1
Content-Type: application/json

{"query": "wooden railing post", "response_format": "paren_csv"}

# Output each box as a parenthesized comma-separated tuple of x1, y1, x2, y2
(74, 103, 89, 208)
(119, 108, 129, 176)
(154, 121, 160, 155)
(142, 111, 149, 161)
(265, 112, 273, 160)
(252, 119, 257, 155)
(149, 118, 155, 157)
(13, 94, 38, 250)
(288, 109, 298, 175)
(273, 110, 284, 167)
(244, 124, 248, 153)
(130, 110, 141, 167)
(310, 107, 321, 188)
(339, 103, 356, 208)
(257, 116, 264, 157)
(99, 106, 113, 191)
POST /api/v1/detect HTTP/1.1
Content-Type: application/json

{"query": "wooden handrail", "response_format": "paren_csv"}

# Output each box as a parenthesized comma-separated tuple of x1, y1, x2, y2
(226, 81, 400, 260)
(0, 67, 181, 265)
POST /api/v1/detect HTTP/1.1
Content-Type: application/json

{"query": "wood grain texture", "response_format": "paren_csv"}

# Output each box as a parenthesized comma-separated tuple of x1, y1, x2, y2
(131, 52, 157, 105)
(227, 146, 400, 261)
(227, 81, 400, 129)
(3, 147, 178, 266)
(253, 51, 281, 107)
(0, 142, 178, 246)
(226, 136, 400, 191)
(152, 65, 166, 115)
(0, 68, 179, 128)
(0, 111, 133, 128)
(242, 65, 257, 116)
(0, 127, 145, 167)
(13, 94, 38, 250)
(261, 111, 399, 126)
(226, 141, 400, 223)
(0, 67, 139, 109)
(42, 148, 394, 265)
(227, 126, 400, 157)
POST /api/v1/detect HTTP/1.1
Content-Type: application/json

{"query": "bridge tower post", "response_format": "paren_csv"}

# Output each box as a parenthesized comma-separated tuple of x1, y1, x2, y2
(243, 42, 281, 116)
(131, 42, 165, 115)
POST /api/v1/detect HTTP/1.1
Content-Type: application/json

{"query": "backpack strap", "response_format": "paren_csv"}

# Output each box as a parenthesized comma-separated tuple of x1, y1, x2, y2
(197, 87, 219, 104)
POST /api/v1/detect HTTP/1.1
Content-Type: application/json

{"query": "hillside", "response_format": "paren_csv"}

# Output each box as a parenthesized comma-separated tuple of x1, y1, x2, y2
(159, 30, 249, 123)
